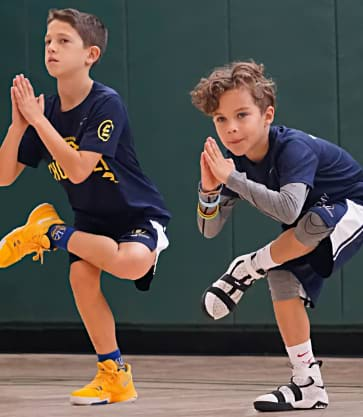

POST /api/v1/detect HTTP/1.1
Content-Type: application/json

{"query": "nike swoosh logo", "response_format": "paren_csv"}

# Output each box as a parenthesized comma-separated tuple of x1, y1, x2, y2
(297, 351, 309, 358)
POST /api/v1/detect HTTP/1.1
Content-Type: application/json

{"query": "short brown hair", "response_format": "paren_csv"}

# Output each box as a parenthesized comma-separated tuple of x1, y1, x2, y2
(191, 61, 276, 115)
(47, 8, 108, 63)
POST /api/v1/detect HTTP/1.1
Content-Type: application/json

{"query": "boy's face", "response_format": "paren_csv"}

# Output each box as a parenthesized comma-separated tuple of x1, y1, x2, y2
(212, 87, 274, 160)
(44, 20, 93, 78)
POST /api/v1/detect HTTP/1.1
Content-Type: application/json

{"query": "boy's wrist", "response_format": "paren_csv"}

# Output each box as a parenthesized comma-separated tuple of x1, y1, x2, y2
(198, 182, 222, 206)
(199, 182, 222, 195)
(31, 114, 47, 130)
(9, 123, 27, 136)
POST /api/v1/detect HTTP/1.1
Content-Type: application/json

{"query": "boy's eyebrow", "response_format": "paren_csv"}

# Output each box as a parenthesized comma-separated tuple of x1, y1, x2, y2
(45, 32, 71, 39)
(234, 107, 250, 112)
(214, 107, 250, 116)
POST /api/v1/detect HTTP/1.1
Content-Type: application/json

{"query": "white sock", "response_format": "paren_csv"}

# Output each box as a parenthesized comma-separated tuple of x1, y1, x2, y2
(286, 339, 315, 368)
(251, 243, 280, 272)
(286, 340, 322, 384)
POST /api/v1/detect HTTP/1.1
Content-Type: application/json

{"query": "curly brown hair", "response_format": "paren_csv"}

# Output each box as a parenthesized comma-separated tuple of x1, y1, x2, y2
(47, 8, 108, 64)
(190, 61, 276, 115)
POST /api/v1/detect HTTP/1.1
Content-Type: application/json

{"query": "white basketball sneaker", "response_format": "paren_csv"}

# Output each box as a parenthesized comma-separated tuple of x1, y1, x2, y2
(202, 253, 266, 320)
(254, 361, 329, 411)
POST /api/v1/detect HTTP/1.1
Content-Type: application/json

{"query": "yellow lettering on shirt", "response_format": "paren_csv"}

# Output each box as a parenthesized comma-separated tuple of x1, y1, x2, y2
(47, 136, 119, 183)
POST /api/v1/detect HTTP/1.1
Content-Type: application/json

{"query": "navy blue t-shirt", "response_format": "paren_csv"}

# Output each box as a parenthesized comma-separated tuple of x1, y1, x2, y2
(18, 81, 170, 228)
(224, 125, 363, 212)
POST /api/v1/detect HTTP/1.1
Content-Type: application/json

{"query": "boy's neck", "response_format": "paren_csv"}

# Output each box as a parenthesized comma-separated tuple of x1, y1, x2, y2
(246, 129, 270, 162)
(57, 75, 94, 112)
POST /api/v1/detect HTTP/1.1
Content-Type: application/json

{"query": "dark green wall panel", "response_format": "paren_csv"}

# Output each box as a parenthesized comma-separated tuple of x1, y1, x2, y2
(0, 2, 27, 139)
(336, 1, 363, 323)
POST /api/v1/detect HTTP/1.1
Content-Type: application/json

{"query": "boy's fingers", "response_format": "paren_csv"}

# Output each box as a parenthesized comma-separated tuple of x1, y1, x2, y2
(39, 94, 45, 110)
(200, 152, 204, 166)
(13, 86, 21, 98)
(204, 150, 214, 165)
(210, 138, 223, 158)
(201, 152, 209, 168)
(10, 87, 18, 103)
(210, 139, 223, 158)
(14, 77, 25, 97)
(25, 78, 35, 96)
(205, 141, 216, 159)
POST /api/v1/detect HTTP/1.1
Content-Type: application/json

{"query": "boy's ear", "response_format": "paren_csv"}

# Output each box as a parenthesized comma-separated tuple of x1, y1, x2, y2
(86, 46, 101, 66)
(264, 105, 275, 126)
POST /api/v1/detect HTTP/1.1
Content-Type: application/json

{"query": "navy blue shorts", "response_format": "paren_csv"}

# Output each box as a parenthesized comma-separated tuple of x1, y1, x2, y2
(69, 214, 169, 291)
(277, 198, 363, 306)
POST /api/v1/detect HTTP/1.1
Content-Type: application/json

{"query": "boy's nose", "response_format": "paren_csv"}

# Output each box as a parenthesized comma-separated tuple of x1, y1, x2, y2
(227, 126, 238, 134)
(47, 42, 56, 53)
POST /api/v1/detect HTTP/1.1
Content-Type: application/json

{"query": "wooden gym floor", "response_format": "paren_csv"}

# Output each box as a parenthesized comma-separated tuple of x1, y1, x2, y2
(0, 354, 362, 417)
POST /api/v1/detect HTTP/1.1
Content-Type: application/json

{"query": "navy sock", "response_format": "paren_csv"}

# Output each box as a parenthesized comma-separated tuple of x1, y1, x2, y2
(97, 349, 125, 369)
(47, 224, 76, 250)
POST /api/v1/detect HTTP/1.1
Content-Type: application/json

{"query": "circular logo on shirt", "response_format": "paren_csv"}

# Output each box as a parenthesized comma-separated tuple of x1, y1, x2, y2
(97, 120, 114, 142)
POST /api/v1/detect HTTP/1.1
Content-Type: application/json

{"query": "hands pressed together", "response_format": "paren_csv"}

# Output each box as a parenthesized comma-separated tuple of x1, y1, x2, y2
(10, 76, 236, 192)
(200, 137, 235, 192)
(11, 74, 44, 129)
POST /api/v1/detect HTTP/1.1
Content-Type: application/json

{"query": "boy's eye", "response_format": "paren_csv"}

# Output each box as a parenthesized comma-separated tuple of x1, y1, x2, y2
(59, 39, 69, 44)
(215, 116, 226, 123)
(237, 112, 247, 118)
(45, 40, 51, 45)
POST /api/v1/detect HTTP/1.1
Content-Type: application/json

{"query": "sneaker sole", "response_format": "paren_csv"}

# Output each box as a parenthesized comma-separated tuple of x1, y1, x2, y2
(70, 395, 137, 406)
(254, 400, 328, 412)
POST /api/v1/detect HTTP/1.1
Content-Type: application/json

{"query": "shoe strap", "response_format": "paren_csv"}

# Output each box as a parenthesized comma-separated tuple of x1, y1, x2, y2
(293, 361, 323, 381)
(275, 381, 303, 402)
(244, 255, 266, 279)
(221, 274, 252, 291)
(206, 286, 237, 311)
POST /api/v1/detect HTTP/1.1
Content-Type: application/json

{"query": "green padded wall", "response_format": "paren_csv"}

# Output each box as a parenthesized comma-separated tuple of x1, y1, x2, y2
(337, 0, 363, 323)
(0, 0, 361, 332)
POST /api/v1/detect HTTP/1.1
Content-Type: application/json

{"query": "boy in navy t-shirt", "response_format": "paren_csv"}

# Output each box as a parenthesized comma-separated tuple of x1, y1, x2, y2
(191, 61, 363, 412)
(0, 8, 170, 406)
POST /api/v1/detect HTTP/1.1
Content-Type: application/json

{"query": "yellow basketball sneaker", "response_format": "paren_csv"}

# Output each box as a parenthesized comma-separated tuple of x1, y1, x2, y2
(70, 360, 138, 405)
(0, 203, 64, 268)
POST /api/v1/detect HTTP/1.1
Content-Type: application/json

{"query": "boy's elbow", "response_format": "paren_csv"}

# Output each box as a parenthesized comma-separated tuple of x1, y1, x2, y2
(203, 231, 218, 239)
(198, 226, 219, 239)
(68, 171, 91, 184)
(197, 218, 222, 238)
(69, 176, 85, 185)
(0, 176, 16, 186)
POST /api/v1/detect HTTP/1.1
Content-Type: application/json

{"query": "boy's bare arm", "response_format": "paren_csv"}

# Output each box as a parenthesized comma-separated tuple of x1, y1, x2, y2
(33, 117, 102, 184)
(0, 125, 26, 186)
(0, 82, 31, 186)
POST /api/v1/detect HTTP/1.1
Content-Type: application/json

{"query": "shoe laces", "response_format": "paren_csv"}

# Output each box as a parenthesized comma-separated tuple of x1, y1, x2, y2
(86, 366, 118, 389)
(10, 229, 49, 264)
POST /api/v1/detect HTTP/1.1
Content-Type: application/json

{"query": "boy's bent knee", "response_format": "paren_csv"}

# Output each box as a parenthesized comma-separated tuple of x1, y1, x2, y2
(110, 243, 156, 280)
(268, 270, 302, 301)
(112, 262, 153, 280)
(294, 211, 334, 247)
(69, 260, 101, 292)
